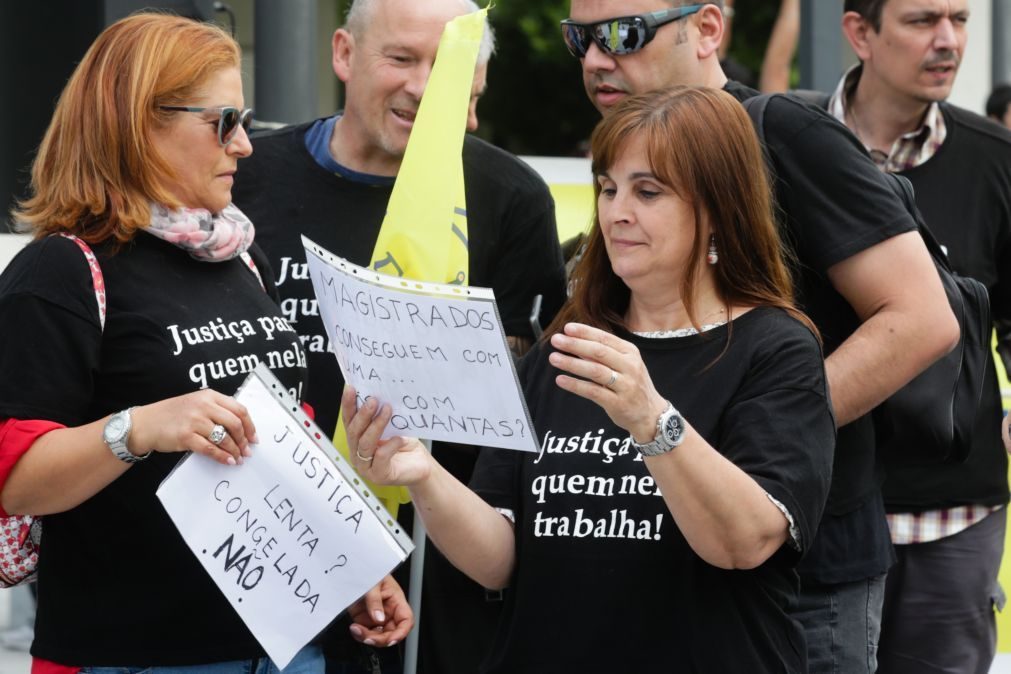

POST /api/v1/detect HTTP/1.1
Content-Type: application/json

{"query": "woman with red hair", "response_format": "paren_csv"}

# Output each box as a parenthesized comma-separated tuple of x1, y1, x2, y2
(0, 13, 399, 673)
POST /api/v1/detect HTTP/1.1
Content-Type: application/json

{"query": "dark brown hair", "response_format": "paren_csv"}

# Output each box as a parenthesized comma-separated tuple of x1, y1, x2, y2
(13, 13, 240, 244)
(844, 0, 888, 31)
(987, 83, 1011, 121)
(545, 86, 815, 341)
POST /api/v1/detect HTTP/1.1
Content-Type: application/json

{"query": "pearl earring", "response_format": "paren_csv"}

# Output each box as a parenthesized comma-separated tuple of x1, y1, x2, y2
(707, 235, 718, 265)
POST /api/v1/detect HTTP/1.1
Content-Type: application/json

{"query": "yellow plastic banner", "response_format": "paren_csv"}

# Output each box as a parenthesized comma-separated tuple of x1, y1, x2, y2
(334, 9, 488, 518)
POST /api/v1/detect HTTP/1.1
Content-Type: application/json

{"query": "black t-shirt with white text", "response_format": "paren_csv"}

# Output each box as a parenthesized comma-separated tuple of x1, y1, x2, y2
(471, 308, 834, 673)
(0, 233, 306, 666)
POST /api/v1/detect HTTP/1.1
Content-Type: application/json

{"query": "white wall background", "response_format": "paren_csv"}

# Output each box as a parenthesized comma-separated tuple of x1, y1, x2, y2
(948, 0, 992, 114)
(0, 235, 28, 272)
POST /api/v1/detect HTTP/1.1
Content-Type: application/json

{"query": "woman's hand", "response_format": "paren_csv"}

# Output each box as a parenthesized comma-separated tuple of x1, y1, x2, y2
(129, 390, 256, 466)
(342, 386, 432, 486)
(348, 574, 414, 647)
(549, 322, 668, 442)
(1003, 414, 1010, 454)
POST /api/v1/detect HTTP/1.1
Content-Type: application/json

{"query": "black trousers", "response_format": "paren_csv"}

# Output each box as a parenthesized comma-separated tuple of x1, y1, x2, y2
(878, 508, 1006, 674)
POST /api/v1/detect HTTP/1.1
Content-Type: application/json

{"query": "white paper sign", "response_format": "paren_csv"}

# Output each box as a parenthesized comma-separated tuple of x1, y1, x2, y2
(157, 364, 414, 669)
(303, 236, 538, 453)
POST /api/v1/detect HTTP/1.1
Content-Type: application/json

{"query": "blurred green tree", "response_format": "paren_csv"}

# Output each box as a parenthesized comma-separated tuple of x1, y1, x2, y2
(479, 1, 596, 156)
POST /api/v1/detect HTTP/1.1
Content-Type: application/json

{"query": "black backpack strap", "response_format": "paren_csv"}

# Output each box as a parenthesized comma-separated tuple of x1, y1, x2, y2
(742, 93, 782, 184)
(741, 93, 773, 145)
(743, 90, 834, 139)
(788, 89, 832, 110)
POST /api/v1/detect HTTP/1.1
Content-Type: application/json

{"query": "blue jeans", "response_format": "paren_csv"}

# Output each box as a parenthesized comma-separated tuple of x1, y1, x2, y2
(794, 574, 886, 674)
(79, 645, 324, 674)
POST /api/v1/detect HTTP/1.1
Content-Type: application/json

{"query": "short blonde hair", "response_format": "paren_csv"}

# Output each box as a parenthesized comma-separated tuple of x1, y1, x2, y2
(345, 0, 496, 65)
(14, 13, 240, 243)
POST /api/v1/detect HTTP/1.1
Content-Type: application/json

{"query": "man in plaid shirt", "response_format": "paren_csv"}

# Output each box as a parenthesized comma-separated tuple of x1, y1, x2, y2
(832, 1, 1011, 672)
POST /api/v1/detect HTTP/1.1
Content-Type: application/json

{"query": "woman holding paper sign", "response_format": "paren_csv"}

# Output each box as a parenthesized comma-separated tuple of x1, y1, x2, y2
(0, 13, 408, 674)
(345, 87, 835, 673)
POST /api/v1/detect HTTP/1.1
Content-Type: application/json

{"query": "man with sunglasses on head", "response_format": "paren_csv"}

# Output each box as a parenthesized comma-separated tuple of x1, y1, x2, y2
(232, 1, 566, 672)
(562, 2, 958, 671)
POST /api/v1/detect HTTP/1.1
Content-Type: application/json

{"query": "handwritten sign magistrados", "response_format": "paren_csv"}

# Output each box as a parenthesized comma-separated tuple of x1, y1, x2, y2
(303, 236, 538, 453)
(157, 364, 413, 669)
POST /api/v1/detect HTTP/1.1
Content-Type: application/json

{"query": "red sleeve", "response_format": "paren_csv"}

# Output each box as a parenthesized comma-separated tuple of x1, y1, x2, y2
(32, 658, 78, 674)
(32, 658, 80, 674)
(0, 419, 65, 517)
(7, 422, 75, 674)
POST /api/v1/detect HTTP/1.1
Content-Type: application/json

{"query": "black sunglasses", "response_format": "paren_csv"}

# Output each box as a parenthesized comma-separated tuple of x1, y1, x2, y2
(159, 105, 254, 146)
(561, 4, 706, 58)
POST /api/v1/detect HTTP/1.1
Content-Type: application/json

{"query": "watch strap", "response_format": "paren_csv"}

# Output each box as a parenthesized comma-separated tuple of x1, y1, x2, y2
(104, 407, 151, 464)
(630, 401, 685, 456)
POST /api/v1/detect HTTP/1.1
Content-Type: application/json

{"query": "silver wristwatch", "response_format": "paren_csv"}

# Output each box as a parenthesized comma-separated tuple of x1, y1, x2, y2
(630, 401, 686, 456)
(102, 407, 149, 464)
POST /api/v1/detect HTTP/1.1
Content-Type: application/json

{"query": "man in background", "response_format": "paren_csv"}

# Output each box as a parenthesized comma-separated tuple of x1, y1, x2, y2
(832, 1, 1011, 671)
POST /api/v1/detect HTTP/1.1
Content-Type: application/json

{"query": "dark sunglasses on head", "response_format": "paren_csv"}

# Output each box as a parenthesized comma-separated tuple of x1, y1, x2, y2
(159, 105, 254, 146)
(561, 4, 706, 58)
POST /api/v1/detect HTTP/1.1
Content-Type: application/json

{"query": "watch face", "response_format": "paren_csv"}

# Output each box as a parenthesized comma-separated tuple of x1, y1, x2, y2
(104, 415, 126, 443)
(662, 414, 682, 444)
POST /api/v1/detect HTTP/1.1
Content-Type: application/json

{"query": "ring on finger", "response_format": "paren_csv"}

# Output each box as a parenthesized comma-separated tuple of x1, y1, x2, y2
(208, 424, 228, 445)
(356, 450, 374, 463)
(605, 370, 618, 390)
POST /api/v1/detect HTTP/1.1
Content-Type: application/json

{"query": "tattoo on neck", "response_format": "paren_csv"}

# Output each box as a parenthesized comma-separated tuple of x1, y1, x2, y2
(675, 21, 688, 45)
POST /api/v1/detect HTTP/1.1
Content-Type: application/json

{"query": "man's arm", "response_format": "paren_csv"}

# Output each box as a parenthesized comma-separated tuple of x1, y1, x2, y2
(825, 230, 959, 425)
(759, 0, 800, 93)
(756, 96, 959, 426)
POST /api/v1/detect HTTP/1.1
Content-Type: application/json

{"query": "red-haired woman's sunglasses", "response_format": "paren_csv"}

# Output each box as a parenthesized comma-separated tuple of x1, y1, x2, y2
(160, 105, 254, 146)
